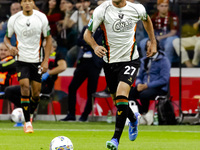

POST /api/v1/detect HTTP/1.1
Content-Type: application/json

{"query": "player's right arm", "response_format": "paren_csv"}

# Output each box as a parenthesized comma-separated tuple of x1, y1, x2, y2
(4, 15, 18, 56)
(83, 3, 107, 58)
(84, 29, 107, 58)
(4, 36, 18, 56)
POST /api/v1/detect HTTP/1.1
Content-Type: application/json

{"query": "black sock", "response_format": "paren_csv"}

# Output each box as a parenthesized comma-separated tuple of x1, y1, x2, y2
(127, 105, 136, 123)
(112, 96, 129, 142)
(30, 96, 40, 114)
(21, 96, 30, 122)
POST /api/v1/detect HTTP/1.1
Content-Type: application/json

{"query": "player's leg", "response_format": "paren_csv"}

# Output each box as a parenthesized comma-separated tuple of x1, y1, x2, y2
(114, 82, 130, 138)
(103, 62, 120, 149)
(29, 62, 42, 122)
(106, 82, 131, 150)
(118, 61, 140, 142)
(30, 80, 41, 121)
(19, 78, 33, 133)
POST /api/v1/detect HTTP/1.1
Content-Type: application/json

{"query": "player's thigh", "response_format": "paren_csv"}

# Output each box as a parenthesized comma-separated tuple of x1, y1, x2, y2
(103, 63, 118, 95)
(30, 63, 42, 83)
(118, 59, 140, 86)
(31, 81, 41, 97)
(116, 81, 131, 97)
(19, 78, 30, 96)
(16, 61, 30, 81)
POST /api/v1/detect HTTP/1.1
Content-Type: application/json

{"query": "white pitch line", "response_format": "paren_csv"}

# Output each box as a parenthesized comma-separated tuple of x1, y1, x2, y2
(0, 128, 200, 133)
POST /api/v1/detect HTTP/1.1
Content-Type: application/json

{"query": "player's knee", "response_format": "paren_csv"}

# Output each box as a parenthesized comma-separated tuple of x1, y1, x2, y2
(20, 84, 30, 94)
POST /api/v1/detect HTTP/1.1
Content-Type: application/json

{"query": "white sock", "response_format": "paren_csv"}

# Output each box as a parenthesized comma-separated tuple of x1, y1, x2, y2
(26, 121, 32, 127)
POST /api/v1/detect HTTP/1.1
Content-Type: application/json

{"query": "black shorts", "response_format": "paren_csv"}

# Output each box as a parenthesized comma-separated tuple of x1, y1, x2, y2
(103, 59, 140, 94)
(16, 61, 42, 83)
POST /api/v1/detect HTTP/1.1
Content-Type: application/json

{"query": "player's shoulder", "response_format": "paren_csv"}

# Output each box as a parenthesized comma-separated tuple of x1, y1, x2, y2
(127, 1, 145, 11)
(96, 0, 112, 10)
(33, 9, 46, 18)
(9, 11, 22, 21)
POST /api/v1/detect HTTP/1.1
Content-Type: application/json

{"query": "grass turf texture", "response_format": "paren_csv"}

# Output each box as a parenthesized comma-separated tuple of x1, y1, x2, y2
(0, 121, 200, 150)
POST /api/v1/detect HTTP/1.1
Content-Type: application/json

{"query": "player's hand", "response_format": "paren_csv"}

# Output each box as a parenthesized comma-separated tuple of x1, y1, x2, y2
(9, 46, 19, 56)
(40, 61, 48, 74)
(146, 42, 157, 57)
(94, 46, 107, 58)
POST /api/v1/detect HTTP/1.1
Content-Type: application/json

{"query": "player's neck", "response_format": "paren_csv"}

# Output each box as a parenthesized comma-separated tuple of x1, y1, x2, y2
(23, 10, 33, 16)
(112, 0, 126, 8)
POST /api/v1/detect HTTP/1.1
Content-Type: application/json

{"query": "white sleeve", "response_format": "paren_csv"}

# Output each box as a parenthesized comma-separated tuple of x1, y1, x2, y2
(42, 14, 50, 37)
(136, 4, 147, 21)
(6, 16, 15, 38)
(88, 5, 104, 32)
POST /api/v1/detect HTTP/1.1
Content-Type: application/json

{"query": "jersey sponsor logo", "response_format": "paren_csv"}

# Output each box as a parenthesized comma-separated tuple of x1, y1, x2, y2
(22, 28, 36, 37)
(113, 18, 134, 32)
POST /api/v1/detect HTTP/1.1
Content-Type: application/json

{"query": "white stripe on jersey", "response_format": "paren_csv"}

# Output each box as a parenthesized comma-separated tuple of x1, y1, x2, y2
(7, 10, 50, 63)
(89, 1, 147, 63)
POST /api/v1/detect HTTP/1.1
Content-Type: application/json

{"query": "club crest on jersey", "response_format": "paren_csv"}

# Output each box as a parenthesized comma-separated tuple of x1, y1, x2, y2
(26, 19, 30, 27)
(118, 13, 124, 19)
(113, 18, 134, 32)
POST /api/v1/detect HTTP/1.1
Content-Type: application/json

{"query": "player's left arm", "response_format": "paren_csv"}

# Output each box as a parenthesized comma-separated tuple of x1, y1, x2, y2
(41, 35, 52, 73)
(40, 13, 52, 73)
(138, 4, 157, 57)
(142, 15, 157, 57)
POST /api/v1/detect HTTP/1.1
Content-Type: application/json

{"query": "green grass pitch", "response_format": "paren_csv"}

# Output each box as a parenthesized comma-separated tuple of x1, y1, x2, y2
(0, 120, 200, 150)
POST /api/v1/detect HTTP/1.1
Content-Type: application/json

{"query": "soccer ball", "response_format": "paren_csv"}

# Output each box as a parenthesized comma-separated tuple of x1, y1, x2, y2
(49, 136, 73, 150)
(11, 108, 25, 123)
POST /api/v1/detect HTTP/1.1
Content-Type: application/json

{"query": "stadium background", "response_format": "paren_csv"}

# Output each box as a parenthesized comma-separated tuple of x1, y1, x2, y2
(0, 0, 200, 123)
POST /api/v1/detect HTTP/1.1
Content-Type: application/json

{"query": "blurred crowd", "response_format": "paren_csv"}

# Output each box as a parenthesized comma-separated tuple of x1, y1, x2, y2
(0, 0, 200, 68)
